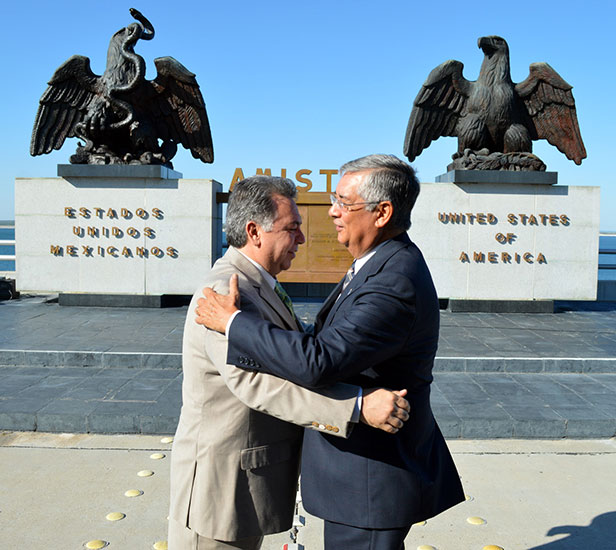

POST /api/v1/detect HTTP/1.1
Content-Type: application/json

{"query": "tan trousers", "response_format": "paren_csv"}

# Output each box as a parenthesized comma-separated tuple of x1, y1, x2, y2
(168, 518, 264, 550)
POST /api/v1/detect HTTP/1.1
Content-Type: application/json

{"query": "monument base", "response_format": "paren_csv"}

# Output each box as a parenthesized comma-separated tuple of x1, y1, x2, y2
(58, 293, 191, 308)
(436, 170, 557, 185)
(447, 299, 554, 313)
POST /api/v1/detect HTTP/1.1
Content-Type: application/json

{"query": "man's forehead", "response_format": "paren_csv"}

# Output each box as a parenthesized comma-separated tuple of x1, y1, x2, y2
(272, 195, 302, 223)
(337, 171, 368, 198)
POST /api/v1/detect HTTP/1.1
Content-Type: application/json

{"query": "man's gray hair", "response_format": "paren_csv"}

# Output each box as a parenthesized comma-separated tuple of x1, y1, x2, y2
(226, 176, 297, 248)
(340, 154, 419, 231)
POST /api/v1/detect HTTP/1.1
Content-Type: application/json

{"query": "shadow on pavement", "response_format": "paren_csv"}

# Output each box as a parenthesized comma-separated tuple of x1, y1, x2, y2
(527, 511, 616, 549)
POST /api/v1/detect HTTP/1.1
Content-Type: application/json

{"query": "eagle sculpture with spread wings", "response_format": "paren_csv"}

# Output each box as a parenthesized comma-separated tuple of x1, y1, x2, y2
(404, 36, 586, 171)
(30, 8, 213, 168)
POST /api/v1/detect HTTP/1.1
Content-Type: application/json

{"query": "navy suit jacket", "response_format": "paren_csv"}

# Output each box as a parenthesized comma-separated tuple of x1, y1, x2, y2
(228, 233, 464, 528)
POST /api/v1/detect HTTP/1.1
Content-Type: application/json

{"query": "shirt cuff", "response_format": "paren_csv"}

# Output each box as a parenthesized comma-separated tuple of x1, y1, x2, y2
(225, 310, 242, 336)
(351, 387, 363, 423)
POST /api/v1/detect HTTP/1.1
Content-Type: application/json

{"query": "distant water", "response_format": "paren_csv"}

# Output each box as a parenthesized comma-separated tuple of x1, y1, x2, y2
(0, 226, 15, 271)
(600, 234, 616, 281)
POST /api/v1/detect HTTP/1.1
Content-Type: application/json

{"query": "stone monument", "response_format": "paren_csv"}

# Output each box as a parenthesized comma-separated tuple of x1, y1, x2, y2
(403, 36, 598, 311)
(18, 9, 219, 306)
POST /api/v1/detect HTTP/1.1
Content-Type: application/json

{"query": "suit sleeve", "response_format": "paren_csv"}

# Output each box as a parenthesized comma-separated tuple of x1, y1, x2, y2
(204, 327, 358, 437)
(228, 271, 417, 388)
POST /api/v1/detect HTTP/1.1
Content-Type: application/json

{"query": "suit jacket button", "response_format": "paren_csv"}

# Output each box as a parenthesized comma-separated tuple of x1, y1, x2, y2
(325, 425, 332, 431)
(332, 427, 339, 433)
(311, 421, 319, 427)
(318, 424, 325, 430)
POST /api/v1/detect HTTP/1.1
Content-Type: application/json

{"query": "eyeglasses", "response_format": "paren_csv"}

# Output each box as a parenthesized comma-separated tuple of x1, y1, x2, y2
(329, 194, 381, 212)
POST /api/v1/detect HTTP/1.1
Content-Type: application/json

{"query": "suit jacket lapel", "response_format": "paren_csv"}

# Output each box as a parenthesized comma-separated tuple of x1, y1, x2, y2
(318, 234, 411, 330)
(226, 247, 301, 331)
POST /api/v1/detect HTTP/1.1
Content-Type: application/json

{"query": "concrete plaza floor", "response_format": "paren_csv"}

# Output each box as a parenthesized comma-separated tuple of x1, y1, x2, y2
(0, 432, 614, 550)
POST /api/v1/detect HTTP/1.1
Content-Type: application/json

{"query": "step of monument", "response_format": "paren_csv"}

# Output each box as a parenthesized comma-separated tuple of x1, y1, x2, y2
(434, 357, 616, 374)
(1, 350, 614, 374)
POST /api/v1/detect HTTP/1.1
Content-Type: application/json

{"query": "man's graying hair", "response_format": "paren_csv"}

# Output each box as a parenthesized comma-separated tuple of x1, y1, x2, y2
(225, 176, 297, 248)
(340, 154, 419, 231)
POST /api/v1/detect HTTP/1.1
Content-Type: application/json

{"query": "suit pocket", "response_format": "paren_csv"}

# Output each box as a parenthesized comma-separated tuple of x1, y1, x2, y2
(240, 440, 299, 471)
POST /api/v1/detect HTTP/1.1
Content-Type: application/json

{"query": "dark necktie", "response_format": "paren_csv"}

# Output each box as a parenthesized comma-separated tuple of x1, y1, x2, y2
(342, 261, 356, 291)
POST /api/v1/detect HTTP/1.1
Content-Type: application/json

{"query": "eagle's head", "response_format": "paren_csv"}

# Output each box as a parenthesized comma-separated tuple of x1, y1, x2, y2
(478, 36, 509, 58)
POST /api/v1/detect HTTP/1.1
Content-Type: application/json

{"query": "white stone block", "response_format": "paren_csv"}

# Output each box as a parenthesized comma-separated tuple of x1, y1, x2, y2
(15, 174, 222, 295)
(409, 181, 600, 301)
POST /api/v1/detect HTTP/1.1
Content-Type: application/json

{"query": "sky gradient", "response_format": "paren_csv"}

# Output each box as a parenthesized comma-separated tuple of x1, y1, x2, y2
(2, 1, 613, 229)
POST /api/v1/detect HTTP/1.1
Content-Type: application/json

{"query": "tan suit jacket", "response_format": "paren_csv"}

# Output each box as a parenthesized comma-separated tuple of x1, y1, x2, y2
(169, 247, 358, 541)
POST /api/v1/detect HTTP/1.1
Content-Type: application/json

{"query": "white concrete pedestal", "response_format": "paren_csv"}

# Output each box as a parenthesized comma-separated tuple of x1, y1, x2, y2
(409, 177, 600, 301)
(15, 165, 222, 300)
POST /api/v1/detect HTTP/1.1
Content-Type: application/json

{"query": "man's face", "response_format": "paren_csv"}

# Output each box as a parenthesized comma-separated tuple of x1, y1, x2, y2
(329, 171, 380, 259)
(259, 195, 305, 276)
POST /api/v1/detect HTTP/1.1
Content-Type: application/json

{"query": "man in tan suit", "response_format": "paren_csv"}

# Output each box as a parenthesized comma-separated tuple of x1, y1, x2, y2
(168, 176, 410, 549)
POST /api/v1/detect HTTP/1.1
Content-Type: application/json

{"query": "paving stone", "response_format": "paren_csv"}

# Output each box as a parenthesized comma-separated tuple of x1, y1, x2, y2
(37, 399, 100, 432)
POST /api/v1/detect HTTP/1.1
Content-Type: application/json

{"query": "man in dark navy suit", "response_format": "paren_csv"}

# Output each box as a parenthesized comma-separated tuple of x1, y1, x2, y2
(196, 154, 464, 550)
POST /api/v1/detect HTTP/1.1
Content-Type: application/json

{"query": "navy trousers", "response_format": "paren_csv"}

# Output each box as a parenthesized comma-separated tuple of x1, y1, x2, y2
(324, 520, 411, 550)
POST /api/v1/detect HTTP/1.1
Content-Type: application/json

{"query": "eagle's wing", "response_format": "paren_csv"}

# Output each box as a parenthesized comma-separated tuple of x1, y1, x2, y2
(30, 55, 98, 156)
(516, 62, 586, 165)
(403, 60, 470, 162)
(148, 56, 214, 163)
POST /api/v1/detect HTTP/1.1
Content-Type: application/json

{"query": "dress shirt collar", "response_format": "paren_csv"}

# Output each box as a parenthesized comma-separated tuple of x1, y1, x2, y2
(353, 239, 390, 275)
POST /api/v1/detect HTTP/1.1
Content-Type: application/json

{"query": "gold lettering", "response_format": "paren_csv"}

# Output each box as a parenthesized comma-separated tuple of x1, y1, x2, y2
(256, 168, 272, 176)
(94, 208, 104, 218)
(549, 215, 559, 226)
(121, 208, 132, 219)
(528, 214, 538, 225)
(87, 226, 98, 237)
(523, 252, 533, 263)
(473, 252, 485, 263)
(487, 213, 497, 224)
(98, 246, 105, 256)
(280, 169, 287, 178)
(501, 252, 511, 263)
(230, 168, 245, 190)
(537, 253, 547, 264)
(72, 226, 84, 237)
(320, 169, 338, 193)
(107, 246, 118, 257)
(64, 207, 76, 218)
(122, 247, 132, 258)
(295, 169, 312, 191)
(82, 245, 93, 257)
(103, 227, 109, 238)
(112, 227, 124, 238)
(466, 213, 476, 224)
(144, 227, 155, 238)
(107, 208, 118, 219)
(438, 213, 448, 223)
(560, 215, 570, 226)
(67, 245, 78, 256)
(508, 213, 517, 225)
(167, 247, 178, 258)
(488, 252, 498, 263)
(477, 213, 487, 224)
(540, 214, 549, 224)
(152, 208, 163, 219)
(151, 246, 163, 257)
(127, 227, 139, 238)
(136, 208, 148, 219)
(519, 214, 528, 224)
(459, 252, 469, 263)
(79, 207, 90, 218)
(495, 233, 506, 244)
(50, 245, 63, 256)
(136, 247, 147, 257)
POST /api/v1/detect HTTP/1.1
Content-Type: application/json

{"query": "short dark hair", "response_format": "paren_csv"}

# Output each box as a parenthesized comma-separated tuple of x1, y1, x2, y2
(225, 176, 297, 248)
(340, 154, 420, 231)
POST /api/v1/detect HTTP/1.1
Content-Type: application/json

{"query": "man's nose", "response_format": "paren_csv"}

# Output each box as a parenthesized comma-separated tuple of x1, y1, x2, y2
(328, 204, 339, 218)
(297, 228, 306, 244)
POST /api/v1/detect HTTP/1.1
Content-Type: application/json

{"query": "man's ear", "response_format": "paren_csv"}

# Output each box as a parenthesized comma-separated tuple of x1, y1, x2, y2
(374, 201, 393, 228)
(246, 221, 261, 246)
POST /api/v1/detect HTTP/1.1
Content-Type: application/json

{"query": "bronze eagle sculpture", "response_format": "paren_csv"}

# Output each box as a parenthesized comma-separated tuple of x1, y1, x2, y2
(30, 8, 213, 168)
(403, 35, 586, 171)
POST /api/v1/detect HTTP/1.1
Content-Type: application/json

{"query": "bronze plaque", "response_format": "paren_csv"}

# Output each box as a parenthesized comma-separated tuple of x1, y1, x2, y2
(279, 192, 352, 283)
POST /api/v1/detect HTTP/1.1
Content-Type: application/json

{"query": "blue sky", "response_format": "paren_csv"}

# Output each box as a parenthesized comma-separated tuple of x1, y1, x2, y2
(2, 0, 614, 229)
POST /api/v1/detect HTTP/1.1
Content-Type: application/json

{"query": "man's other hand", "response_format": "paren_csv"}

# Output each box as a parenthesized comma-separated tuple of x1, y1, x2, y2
(196, 274, 241, 333)
(361, 388, 410, 434)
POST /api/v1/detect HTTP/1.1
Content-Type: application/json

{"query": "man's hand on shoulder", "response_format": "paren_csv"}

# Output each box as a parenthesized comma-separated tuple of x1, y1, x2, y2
(196, 274, 241, 333)
(361, 388, 410, 434)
